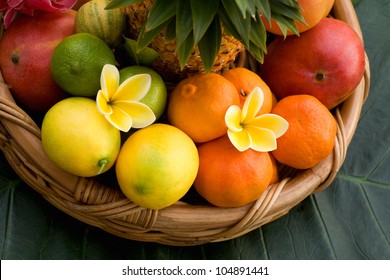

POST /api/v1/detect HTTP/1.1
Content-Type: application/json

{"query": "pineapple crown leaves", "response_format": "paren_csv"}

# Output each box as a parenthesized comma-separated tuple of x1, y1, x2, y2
(106, 0, 305, 72)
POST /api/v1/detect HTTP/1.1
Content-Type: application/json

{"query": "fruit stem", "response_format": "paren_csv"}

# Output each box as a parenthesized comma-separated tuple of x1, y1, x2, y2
(12, 53, 20, 64)
(98, 159, 109, 175)
(315, 71, 326, 81)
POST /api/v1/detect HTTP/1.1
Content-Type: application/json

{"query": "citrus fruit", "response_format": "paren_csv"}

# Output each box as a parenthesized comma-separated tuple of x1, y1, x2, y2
(75, 0, 126, 47)
(41, 97, 121, 177)
(269, 154, 279, 184)
(262, 0, 335, 35)
(119, 66, 167, 120)
(271, 94, 337, 169)
(116, 123, 199, 210)
(194, 135, 273, 208)
(221, 67, 275, 115)
(167, 73, 240, 143)
(50, 32, 116, 97)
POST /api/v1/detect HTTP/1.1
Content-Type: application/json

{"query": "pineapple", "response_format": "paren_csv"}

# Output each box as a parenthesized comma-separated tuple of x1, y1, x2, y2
(107, 0, 304, 81)
(122, 0, 245, 81)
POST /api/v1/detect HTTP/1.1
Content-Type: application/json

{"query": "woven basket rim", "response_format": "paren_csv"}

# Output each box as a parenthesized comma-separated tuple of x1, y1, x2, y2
(0, 0, 371, 246)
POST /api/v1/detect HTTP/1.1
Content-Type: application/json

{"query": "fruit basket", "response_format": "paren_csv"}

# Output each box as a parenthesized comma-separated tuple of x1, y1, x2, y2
(0, 0, 370, 246)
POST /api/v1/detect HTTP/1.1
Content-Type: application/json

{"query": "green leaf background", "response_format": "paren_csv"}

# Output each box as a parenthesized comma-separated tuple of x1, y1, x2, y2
(1, 0, 389, 259)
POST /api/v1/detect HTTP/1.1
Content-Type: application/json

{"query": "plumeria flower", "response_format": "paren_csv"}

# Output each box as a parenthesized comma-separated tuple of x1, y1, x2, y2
(96, 64, 156, 132)
(0, 0, 77, 28)
(225, 87, 289, 152)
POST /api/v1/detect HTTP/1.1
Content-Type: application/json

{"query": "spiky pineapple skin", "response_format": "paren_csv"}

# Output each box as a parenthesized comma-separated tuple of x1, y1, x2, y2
(123, 0, 244, 81)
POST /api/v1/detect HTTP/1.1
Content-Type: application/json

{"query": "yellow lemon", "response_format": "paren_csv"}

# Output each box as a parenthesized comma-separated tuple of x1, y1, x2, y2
(41, 97, 121, 177)
(116, 123, 199, 209)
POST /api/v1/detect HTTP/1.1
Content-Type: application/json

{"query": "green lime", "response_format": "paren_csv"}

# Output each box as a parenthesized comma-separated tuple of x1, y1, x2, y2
(50, 33, 116, 97)
(41, 97, 121, 177)
(119, 66, 167, 120)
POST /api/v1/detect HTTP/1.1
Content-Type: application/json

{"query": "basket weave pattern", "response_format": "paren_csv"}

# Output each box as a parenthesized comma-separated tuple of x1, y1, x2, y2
(0, 0, 370, 245)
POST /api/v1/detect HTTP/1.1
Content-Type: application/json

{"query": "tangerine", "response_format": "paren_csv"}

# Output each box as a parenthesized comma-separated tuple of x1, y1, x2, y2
(271, 95, 337, 169)
(194, 135, 274, 208)
(269, 154, 279, 184)
(221, 67, 275, 115)
(262, 0, 335, 35)
(167, 73, 240, 143)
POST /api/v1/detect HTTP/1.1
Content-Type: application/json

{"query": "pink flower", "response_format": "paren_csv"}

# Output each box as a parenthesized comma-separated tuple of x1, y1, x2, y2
(1, 0, 77, 28)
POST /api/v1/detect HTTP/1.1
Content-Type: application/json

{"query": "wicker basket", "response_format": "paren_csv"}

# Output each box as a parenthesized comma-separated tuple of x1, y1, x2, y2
(0, 0, 370, 246)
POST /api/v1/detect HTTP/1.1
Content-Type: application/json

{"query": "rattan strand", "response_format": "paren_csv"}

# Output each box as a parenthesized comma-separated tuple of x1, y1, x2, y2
(0, 0, 371, 245)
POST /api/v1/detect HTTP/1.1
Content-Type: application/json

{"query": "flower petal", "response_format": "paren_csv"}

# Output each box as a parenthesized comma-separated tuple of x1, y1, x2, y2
(105, 106, 133, 132)
(247, 114, 289, 138)
(24, 0, 78, 11)
(8, 0, 24, 9)
(241, 87, 264, 121)
(246, 126, 277, 152)
(112, 74, 151, 102)
(101, 64, 119, 100)
(227, 129, 252, 152)
(96, 90, 113, 115)
(2, 8, 18, 28)
(113, 100, 156, 128)
(225, 105, 243, 132)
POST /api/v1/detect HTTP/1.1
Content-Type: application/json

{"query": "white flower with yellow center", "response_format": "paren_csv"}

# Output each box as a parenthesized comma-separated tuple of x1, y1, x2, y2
(96, 64, 156, 132)
(225, 87, 289, 152)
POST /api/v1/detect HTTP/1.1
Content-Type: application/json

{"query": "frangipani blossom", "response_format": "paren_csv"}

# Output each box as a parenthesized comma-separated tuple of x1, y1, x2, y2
(96, 64, 156, 132)
(0, 0, 77, 28)
(225, 87, 289, 152)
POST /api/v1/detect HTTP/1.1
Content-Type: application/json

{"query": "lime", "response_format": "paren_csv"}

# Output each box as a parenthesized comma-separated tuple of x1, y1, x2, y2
(50, 33, 116, 97)
(120, 66, 167, 120)
(115, 123, 199, 209)
(41, 97, 121, 177)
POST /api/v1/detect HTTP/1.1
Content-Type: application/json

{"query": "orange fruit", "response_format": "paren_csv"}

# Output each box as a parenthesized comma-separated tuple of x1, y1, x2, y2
(194, 135, 274, 208)
(269, 154, 279, 185)
(221, 67, 275, 115)
(271, 93, 278, 108)
(271, 95, 337, 169)
(167, 73, 240, 143)
(262, 0, 335, 35)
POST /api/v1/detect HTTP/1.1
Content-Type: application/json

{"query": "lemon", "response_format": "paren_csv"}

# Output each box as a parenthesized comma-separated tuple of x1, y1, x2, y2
(50, 33, 116, 97)
(41, 97, 121, 177)
(116, 124, 199, 209)
(119, 66, 167, 120)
